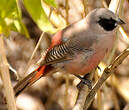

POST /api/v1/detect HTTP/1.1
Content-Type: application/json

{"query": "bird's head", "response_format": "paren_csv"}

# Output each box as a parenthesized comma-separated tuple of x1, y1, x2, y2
(86, 8, 125, 34)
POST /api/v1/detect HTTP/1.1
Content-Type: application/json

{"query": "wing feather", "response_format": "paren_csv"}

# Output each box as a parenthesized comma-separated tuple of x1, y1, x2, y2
(44, 42, 73, 65)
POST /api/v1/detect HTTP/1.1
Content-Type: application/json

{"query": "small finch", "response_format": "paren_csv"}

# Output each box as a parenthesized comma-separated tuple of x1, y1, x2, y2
(14, 8, 125, 96)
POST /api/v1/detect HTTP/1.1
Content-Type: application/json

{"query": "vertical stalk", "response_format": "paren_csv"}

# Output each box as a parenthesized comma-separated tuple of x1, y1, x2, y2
(65, 0, 69, 25)
(0, 35, 17, 110)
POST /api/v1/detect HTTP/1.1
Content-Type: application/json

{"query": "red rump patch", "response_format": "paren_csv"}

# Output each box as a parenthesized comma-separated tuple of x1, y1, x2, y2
(49, 31, 62, 49)
(30, 66, 46, 83)
(30, 31, 63, 83)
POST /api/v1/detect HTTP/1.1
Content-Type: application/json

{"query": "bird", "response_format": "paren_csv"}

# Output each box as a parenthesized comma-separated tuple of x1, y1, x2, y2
(14, 8, 125, 96)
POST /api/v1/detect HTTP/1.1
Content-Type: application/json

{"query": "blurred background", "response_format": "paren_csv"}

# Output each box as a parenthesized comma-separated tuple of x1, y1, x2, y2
(0, 0, 129, 110)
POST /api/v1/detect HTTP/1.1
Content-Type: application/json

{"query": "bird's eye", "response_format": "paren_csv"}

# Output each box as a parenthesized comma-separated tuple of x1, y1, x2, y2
(97, 17, 117, 31)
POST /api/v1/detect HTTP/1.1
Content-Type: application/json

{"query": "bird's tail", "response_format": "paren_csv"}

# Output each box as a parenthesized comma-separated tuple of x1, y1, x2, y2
(14, 66, 46, 96)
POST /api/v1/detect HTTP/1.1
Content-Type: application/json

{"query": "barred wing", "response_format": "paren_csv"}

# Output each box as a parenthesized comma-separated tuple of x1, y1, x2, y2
(44, 43, 73, 65)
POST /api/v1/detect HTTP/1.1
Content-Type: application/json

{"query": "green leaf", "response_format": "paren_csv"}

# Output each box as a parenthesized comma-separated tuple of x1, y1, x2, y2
(23, 0, 57, 34)
(43, 0, 57, 8)
(0, 18, 10, 36)
(0, 0, 30, 38)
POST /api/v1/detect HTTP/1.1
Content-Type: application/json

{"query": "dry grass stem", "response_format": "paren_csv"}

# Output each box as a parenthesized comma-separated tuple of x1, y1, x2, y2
(83, 48, 129, 109)
(65, 0, 69, 24)
(119, 26, 129, 43)
(82, 0, 88, 17)
(72, 71, 95, 110)
(123, 104, 129, 110)
(23, 8, 53, 77)
(111, 81, 120, 110)
(95, 73, 103, 110)
(64, 74, 69, 110)
(0, 35, 17, 110)
(109, 0, 120, 13)
(8, 63, 19, 80)
(101, 0, 108, 8)
(107, 0, 126, 65)
(107, 0, 123, 65)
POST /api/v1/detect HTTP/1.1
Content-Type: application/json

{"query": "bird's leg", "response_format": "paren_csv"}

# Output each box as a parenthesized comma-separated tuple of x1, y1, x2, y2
(74, 74, 92, 89)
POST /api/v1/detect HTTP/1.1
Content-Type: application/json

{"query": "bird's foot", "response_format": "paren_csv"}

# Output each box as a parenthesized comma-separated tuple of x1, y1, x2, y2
(74, 74, 92, 90)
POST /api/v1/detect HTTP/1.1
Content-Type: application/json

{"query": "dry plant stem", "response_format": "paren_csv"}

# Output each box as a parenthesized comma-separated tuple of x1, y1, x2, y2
(123, 104, 129, 110)
(107, 0, 121, 65)
(101, 0, 108, 8)
(111, 84, 120, 110)
(107, 31, 119, 65)
(23, 8, 53, 76)
(108, 32, 120, 110)
(97, 89, 102, 110)
(119, 0, 125, 17)
(72, 71, 94, 110)
(95, 73, 103, 110)
(0, 35, 17, 110)
(82, 0, 88, 17)
(22, 32, 45, 77)
(56, 8, 65, 19)
(107, 0, 125, 65)
(64, 74, 69, 110)
(83, 48, 129, 109)
(119, 26, 129, 43)
(108, 1, 124, 109)
(104, 0, 127, 64)
(65, 0, 69, 25)
(8, 63, 19, 80)
(109, 0, 120, 13)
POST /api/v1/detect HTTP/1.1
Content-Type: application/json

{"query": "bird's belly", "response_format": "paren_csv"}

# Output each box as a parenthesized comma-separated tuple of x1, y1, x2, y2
(60, 49, 106, 75)
(55, 35, 114, 75)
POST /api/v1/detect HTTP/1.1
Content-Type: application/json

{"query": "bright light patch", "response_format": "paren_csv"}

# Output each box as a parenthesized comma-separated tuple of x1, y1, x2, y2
(97, 62, 107, 76)
(119, 26, 129, 43)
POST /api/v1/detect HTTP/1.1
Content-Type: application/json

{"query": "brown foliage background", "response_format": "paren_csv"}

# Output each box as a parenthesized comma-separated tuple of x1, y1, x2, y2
(0, 0, 129, 110)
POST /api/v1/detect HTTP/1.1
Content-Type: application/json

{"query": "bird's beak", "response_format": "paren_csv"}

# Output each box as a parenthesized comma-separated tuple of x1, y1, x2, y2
(116, 18, 125, 25)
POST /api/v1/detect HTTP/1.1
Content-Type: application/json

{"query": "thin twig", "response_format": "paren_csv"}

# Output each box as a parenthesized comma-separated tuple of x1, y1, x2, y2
(108, 0, 120, 13)
(23, 8, 53, 76)
(8, 63, 19, 80)
(107, 0, 122, 65)
(123, 103, 129, 110)
(0, 35, 17, 110)
(95, 72, 103, 110)
(97, 88, 103, 110)
(64, 1, 69, 108)
(108, 1, 124, 109)
(111, 82, 120, 110)
(108, 32, 120, 110)
(101, 0, 108, 8)
(23, 32, 45, 77)
(41, 1, 67, 28)
(64, 74, 69, 110)
(65, 0, 69, 25)
(82, 0, 88, 17)
(72, 70, 95, 110)
(103, 0, 127, 65)
(119, 26, 129, 43)
(83, 48, 129, 109)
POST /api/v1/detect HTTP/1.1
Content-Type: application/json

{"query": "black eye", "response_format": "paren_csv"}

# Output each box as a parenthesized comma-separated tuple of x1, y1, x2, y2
(98, 17, 117, 31)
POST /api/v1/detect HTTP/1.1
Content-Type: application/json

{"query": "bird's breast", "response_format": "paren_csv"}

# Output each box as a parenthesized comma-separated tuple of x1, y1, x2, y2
(57, 34, 115, 75)
(61, 49, 106, 75)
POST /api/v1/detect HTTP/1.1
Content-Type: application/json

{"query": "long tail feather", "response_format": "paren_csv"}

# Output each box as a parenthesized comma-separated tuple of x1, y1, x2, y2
(14, 66, 46, 97)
